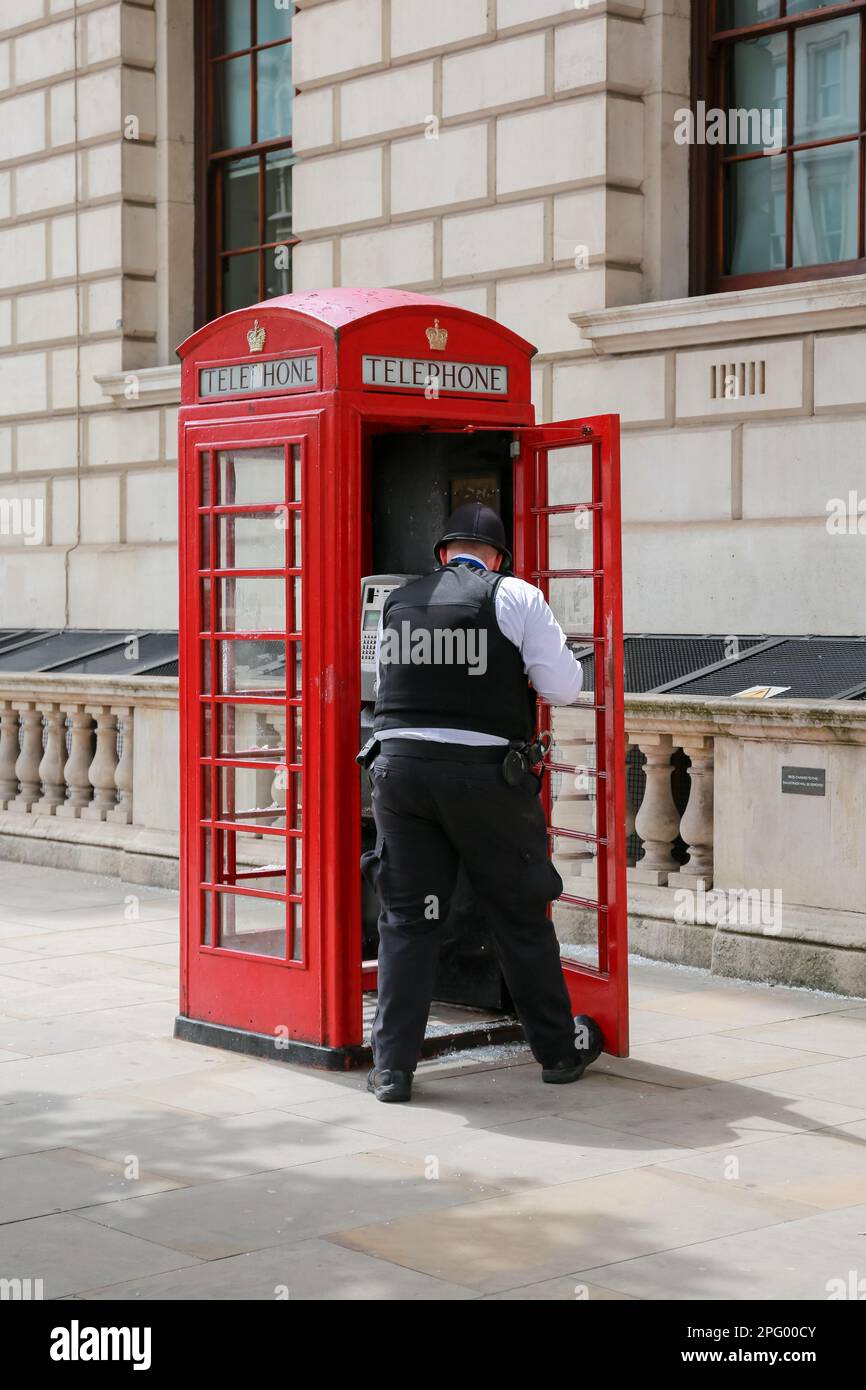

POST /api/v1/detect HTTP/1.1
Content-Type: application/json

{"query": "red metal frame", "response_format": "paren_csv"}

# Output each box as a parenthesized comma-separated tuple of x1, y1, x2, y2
(514, 417, 629, 1057)
(177, 290, 628, 1063)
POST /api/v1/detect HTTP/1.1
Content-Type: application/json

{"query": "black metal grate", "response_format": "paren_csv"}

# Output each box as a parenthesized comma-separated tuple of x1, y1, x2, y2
(670, 638, 866, 700)
(576, 635, 769, 694)
(0, 631, 115, 671)
(574, 635, 866, 700)
(54, 633, 180, 676)
(0, 630, 179, 676)
(140, 659, 179, 677)
(0, 629, 56, 657)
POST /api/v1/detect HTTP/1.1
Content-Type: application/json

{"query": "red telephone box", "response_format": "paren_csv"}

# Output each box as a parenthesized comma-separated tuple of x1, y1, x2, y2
(175, 288, 628, 1068)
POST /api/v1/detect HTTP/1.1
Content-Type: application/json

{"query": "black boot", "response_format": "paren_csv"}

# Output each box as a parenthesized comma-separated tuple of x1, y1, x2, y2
(541, 1015, 605, 1085)
(367, 1068, 414, 1103)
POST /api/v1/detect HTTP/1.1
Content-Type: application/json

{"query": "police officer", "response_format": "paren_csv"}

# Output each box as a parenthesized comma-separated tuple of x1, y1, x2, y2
(361, 501, 603, 1103)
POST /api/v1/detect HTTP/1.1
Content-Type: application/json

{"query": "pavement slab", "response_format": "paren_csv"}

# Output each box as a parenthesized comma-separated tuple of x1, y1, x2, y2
(360, 1114, 694, 1192)
(0, 1212, 200, 1300)
(75, 1236, 479, 1301)
(0, 999, 179, 1057)
(574, 1201, 866, 1301)
(326, 1165, 821, 1296)
(0, 1147, 183, 1223)
(76, 1150, 507, 1259)
(0, 862, 864, 1301)
(280, 1062, 651, 1142)
(722, 1013, 866, 1058)
(597, 1033, 841, 1087)
(655, 1118, 866, 1211)
(555, 1075, 866, 1150)
(730, 1056, 866, 1111)
(69, 1107, 395, 1183)
(0, 1093, 218, 1160)
(0, 1036, 228, 1098)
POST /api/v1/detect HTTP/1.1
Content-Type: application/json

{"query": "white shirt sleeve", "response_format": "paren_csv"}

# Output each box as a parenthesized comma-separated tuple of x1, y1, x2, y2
(495, 575, 584, 706)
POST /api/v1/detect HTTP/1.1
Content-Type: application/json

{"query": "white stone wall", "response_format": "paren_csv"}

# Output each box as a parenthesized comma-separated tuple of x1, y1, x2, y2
(0, 0, 192, 630)
(1, 0, 863, 641)
(291, 0, 652, 367)
(559, 315, 866, 635)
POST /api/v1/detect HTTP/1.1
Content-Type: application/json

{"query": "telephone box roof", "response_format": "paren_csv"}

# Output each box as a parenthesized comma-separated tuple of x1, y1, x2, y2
(177, 287, 537, 359)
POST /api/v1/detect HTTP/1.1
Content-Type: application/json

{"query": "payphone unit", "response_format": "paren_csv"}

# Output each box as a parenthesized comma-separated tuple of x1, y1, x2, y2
(360, 575, 414, 702)
(175, 287, 628, 1069)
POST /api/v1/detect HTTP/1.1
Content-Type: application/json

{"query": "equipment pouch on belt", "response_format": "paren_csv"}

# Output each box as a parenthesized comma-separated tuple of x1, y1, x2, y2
(356, 735, 381, 769)
(502, 730, 551, 785)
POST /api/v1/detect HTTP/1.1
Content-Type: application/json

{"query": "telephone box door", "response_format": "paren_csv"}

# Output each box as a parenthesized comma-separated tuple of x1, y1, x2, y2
(180, 416, 322, 1041)
(514, 415, 629, 1057)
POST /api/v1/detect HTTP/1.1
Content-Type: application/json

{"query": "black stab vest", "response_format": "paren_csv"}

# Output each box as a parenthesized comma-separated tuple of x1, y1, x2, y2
(373, 562, 536, 742)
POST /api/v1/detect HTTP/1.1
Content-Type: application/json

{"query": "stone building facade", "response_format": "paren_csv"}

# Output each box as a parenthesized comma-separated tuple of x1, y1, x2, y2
(1, 0, 864, 636)
(0, 0, 864, 989)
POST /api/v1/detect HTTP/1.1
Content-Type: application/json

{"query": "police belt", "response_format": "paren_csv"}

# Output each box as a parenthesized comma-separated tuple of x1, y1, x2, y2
(357, 733, 551, 782)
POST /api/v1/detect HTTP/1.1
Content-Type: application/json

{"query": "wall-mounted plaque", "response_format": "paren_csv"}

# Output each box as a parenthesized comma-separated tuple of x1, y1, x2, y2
(781, 767, 826, 797)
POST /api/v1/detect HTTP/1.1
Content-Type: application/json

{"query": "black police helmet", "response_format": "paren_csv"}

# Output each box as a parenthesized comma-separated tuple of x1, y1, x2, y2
(434, 502, 512, 568)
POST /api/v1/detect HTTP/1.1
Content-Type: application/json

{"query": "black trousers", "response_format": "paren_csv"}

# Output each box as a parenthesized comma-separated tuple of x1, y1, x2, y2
(362, 748, 576, 1072)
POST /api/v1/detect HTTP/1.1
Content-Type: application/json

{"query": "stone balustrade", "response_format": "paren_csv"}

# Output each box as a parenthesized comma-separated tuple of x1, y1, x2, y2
(552, 693, 866, 905)
(0, 677, 864, 992)
(551, 694, 866, 994)
(0, 674, 178, 886)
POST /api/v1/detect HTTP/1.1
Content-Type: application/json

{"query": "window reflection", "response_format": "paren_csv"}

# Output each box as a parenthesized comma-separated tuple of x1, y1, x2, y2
(721, 10, 865, 277)
(795, 17, 860, 142)
(794, 143, 859, 265)
(726, 155, 787, 276)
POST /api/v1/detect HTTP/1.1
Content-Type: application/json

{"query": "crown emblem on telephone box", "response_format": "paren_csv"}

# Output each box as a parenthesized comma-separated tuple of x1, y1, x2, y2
(426, 319, 448, 352)
(247, 319, 266, 353)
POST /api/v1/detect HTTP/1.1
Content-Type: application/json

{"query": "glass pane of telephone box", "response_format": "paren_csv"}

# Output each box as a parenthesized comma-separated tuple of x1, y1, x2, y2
(218, 764, 301, 830)
(289, 902, 302, 962)
(217, 892, 285, 957)
(548, 578, 594, 653)
(218, 448, 285, 505)
(218, 764, 286, 828)
(217, 703, 299, 759)
(546, 445, 593, 509)
(217, 512, 286, 570)
(551, 808, 601, 974)
(220, 828, 286, 887)
(218, 577, 286, 632)
(216, 639, 287, 694)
